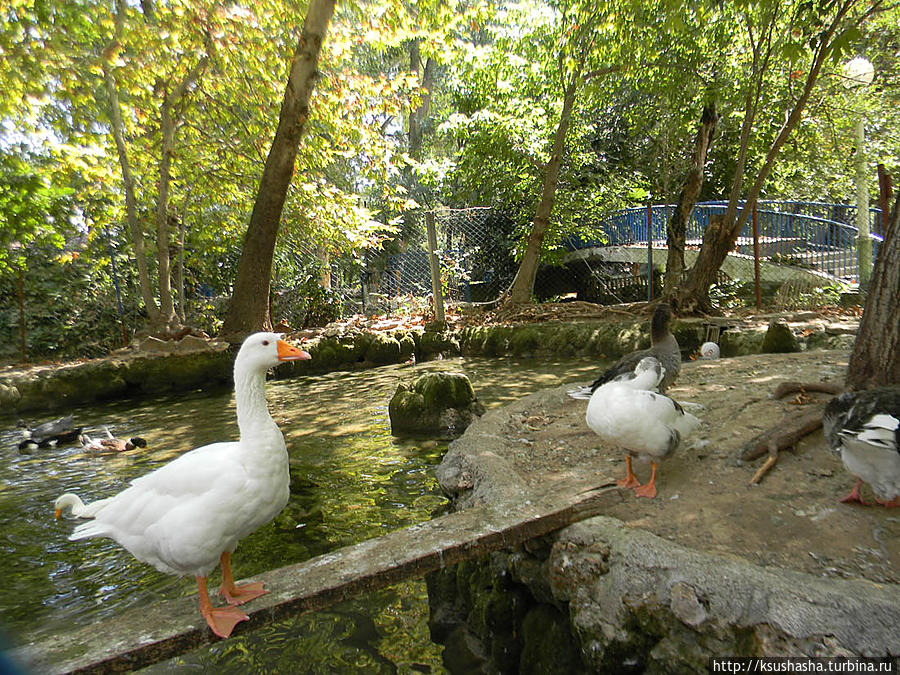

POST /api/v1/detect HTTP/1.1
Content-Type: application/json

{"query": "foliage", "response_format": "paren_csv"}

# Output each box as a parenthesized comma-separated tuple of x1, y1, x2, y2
(1, 0, 899, 356)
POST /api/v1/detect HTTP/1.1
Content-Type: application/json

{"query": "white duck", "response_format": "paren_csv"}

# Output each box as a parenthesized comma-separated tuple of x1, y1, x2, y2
(823, 386, 900, 507)
(54, 332, 311, 638)
(586, 356, 700, 498)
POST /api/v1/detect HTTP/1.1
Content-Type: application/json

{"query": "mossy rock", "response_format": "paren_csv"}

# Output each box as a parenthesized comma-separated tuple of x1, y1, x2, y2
(389, 371, 484, 436)
(719, 328, 766, 357)
(805, 331, 856, 351)
(396, 331, 417, 359)
(509, 327, 543, 357)
(761, 320, 799, 353)
(419, 330, 460, 359)
(364, 332, 402, 364)
(480, 327, 512, 357)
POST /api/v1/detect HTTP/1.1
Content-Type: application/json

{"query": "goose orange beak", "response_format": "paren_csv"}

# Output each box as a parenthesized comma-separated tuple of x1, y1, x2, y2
(55, 508, 62, 519)
(277, 339, 311, 362)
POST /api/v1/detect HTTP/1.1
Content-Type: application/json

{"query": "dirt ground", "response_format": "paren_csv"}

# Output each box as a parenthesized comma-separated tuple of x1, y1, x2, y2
(498, 349, 900, 585)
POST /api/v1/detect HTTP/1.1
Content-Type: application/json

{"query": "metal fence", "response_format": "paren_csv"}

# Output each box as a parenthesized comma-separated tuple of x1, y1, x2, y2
(566, 200, 882, 283)
(378, 207, 517, 304)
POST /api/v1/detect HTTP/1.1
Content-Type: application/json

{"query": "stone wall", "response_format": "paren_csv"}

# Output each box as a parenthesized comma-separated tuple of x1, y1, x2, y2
(0, 313, 857, 415)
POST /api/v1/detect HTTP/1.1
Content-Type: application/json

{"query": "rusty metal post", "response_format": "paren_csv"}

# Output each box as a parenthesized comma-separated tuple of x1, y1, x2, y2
(753, 203, 761, 311)
(647, 200, 653, 302)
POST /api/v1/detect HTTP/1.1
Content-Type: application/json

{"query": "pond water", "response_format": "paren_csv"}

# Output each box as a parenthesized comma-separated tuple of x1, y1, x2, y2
(0, 355, 601, 672)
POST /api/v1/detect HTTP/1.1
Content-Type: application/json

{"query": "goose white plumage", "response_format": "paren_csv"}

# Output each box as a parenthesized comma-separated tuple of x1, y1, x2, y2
(586, 356, 700, 498)
(54, 332, 311, 638)
(823, 386, 900, 507)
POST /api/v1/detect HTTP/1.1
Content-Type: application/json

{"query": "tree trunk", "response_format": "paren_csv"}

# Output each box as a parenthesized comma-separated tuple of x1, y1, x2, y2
(663, 103, 718, 296)
(506, 67, 581, 305)
(408, 41, 434, 164)
(219, 0, 336, 342)
(156, 95, 177, 328)
(845, 189, 900, 389)
(155, 57, 207, 333)
(103, 2, 159, 323)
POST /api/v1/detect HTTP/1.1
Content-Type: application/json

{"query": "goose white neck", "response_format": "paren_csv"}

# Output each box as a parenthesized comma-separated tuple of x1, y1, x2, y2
(233, 363, 279, 441)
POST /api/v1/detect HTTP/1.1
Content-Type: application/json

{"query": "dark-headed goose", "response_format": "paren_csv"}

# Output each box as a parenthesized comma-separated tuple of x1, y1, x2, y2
(569, 302, 681, 399)
(586, 356, 700, 498)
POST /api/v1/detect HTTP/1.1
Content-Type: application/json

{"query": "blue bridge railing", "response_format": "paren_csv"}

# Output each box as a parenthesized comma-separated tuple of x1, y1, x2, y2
(566, 200, 883, 283)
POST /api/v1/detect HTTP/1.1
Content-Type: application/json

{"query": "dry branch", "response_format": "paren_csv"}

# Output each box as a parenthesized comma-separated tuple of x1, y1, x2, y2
(740, 407, 825, 463)
(769, 381, 844, 400)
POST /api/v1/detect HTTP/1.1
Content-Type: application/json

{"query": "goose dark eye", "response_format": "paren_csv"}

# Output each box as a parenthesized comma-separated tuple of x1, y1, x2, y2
(262, 340, 270, 346)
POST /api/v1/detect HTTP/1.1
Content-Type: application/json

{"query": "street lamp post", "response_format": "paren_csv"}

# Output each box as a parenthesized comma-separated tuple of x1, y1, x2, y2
(842, 57, 875, 287)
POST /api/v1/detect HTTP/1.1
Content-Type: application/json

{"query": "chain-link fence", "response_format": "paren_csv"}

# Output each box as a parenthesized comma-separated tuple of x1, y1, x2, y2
(376, 207, 518, 305)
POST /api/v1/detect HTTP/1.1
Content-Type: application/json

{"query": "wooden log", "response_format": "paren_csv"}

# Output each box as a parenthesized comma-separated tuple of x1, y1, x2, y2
(768, 381, 843, 400)
(12, 482, 622, 675)
(740, 407, 825, 462)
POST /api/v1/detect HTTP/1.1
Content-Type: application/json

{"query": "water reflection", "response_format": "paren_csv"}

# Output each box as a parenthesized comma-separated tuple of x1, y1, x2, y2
(0, 355, 601, 670)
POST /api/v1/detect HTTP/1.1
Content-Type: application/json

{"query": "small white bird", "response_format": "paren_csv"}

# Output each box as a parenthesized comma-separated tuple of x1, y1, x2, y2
(54, 332, 311, 638)
(823, 387, 900, 507)
(586, 356, 700, 498)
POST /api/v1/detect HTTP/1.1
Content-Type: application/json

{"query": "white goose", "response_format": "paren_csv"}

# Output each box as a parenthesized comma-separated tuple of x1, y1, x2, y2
(823, 386, 900, 507)
(54, 332, 311, 638)
(586, 356, 700, 498)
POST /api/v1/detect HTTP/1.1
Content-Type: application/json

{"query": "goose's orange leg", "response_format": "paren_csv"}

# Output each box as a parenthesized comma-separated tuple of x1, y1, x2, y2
(874, 496, 900, 507)
(197, 576, 248, 638)
(219, 551, 267, 606)
(633, 462, 659, 499)
(617, 455, 641, 489)
(839, 478, 867, 505)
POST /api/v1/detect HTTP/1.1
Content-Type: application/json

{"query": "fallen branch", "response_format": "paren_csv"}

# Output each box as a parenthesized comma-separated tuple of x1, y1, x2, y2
(749, 451, 779, 485)
(768, 381, 844, 400)
(741, 407, 825, 463)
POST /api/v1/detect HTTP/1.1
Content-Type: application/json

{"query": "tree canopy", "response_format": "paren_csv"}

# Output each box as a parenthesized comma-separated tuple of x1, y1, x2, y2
(1, 0, 898, 357)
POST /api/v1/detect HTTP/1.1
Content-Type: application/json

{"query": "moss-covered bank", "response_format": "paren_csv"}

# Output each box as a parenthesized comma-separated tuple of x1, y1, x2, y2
(0, 313, 856, 415)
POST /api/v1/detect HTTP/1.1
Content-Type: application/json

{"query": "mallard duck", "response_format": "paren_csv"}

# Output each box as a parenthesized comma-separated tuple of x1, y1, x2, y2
(586, 356, 700, 498)
(569, 302, 681, 399)
(17, 415, 83, 451)
(823, 386, 900, 507)
(54, 332, 311, 638)
(80, 427, 148, 453)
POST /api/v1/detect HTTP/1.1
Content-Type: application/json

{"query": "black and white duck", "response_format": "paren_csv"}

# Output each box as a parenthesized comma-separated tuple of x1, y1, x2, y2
(823, 386, 900, 507)
(569, 302, 681, 399)
(585, 356, 700, 499)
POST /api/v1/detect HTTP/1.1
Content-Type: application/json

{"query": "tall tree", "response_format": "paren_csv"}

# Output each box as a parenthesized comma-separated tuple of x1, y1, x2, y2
(662, 103, 718, 296)
(219, 0, 337, 341)
(845, 186, 900, 389)
(670, 0, 878, 314)
(505, 0, 611, 304)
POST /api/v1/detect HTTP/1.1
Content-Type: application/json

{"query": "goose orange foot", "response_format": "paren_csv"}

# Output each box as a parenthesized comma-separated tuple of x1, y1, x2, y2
(617, 455, 641, 489)
(197, 576, 248, 639)
(218, 551, 268, 606)
(874, 496, 900, 508)
(632, 462, 659, 499)
(839, 478, 868, 505)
